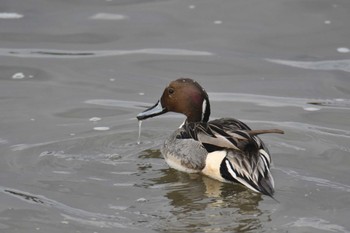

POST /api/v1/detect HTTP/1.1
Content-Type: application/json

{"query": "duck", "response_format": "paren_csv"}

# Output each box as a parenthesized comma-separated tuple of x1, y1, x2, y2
(137, 78, 284, 196)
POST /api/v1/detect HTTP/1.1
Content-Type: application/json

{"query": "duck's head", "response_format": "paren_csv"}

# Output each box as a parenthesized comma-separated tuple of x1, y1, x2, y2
(137, 78, 210, 123)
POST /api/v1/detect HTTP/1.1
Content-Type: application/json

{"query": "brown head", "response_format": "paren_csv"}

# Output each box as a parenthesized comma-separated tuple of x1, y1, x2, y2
(137, 78, 210, 122)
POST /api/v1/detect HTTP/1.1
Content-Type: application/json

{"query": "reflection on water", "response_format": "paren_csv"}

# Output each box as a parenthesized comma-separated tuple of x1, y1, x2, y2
(140, 149, 266, 233)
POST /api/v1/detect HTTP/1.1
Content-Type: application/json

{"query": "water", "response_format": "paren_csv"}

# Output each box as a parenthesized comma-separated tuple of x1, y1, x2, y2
(1, 0, 350, 232)
(138, 120, 142, 145)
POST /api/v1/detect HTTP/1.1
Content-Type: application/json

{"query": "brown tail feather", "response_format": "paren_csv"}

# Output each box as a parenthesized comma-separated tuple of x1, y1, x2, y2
(247, 129, 284, 136)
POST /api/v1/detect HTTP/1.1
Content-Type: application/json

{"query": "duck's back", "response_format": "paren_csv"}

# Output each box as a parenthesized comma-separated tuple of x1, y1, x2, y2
(163, 118, 275, 196)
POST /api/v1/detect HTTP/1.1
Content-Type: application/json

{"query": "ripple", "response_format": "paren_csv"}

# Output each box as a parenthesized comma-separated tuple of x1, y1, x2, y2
(0, 187, 131, 229)
(210, 92, 350, 110)
(85, 99, 149, 109)
(0, 48, 212, 58)
(278, 168, 350, 193)
(266, 58, 350, 73)
(285, 217, 350, 233)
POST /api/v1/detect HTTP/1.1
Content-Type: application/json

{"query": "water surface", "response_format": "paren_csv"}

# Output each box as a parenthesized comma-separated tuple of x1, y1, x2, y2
(1, 0, 350, 232)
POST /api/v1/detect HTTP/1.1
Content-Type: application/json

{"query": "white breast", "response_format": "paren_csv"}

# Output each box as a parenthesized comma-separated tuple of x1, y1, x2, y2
(201, 150, 227, 182)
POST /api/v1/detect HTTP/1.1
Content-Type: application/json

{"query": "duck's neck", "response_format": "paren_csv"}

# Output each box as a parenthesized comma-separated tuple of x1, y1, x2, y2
(186, 97, 211, 123)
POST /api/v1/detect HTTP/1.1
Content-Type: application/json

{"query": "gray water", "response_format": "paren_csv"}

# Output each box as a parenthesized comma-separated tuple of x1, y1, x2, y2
(1, 0, 350, 232)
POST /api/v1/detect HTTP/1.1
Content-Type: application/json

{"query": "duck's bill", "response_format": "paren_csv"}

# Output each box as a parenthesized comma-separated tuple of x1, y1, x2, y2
(137, 100, 167, 120)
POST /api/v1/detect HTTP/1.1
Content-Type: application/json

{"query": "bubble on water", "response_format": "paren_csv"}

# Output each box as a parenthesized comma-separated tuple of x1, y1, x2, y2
(89, 117, 101, 122)
(0, 12, 23, 19)
(303, 107, 320, 111)
(93, 126, 110, 131)
(136, 198, 148, 202)
(12, 72, 25, 79)
(90, 13, 127, 20)
(337, 47, 350, 53)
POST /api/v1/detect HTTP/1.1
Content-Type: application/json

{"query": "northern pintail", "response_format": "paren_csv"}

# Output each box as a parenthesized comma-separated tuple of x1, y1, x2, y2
(137, 78, 284, 196)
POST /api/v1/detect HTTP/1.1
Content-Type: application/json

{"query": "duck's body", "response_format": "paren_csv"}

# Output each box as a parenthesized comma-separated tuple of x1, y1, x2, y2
(137, 78, 283, 197)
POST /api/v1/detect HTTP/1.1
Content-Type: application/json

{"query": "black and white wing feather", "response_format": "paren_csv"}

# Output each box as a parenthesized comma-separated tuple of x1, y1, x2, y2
(183, 118, 277, 196)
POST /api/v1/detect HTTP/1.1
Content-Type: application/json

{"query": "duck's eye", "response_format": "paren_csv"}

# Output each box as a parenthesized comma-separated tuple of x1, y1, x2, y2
(168, 88, 174, 95)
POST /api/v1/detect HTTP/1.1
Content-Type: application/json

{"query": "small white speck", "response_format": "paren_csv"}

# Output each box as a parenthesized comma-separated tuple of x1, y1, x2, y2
(214, 20, 222, 24)
(89, 117, 101, 122)
(138, 92, 144, 96)
(109, 78, 115, 82)
(337, 47, 350, 53)
(188, 5, 196, 9)
(0, 12, 23, 19)
(136, 198, 148, 202)
(53, 171, 71, 174)
(324, 20, 331, 24)
(28, 75, 34, 78)
(303, 107, 320, 111)
(70, 133, 75, 136)
(36, 227, 40, 230)
(90, 13, 127, 20)
(304, 193, 308, 197)
(30, 118, 36, 121)
(93, 126, 110, 131)
(12, 72, 25, 79)
(335, 98, 344, 101)
(61, 221, 69, 224)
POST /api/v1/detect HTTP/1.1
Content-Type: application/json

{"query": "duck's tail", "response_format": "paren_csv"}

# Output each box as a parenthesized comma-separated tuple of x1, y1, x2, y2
(247, 129, 284, 136)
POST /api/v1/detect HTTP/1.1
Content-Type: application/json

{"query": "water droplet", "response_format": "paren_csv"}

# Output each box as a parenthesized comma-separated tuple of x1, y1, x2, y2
(137, 120, 142, 144)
